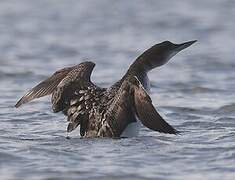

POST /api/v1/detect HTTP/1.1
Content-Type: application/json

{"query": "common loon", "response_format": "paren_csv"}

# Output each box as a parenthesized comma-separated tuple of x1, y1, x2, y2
(15, 40, 196, 138)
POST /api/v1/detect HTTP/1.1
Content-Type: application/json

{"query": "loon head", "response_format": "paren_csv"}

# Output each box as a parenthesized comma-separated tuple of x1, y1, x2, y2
(133, 40, 197, 72)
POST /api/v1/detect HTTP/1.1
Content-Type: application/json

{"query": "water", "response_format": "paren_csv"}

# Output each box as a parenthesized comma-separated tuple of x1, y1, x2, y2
(0, 0, 235, 179)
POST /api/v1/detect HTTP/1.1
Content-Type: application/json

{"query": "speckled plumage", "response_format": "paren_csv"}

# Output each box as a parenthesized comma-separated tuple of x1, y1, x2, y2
(15, 40, 196, 138)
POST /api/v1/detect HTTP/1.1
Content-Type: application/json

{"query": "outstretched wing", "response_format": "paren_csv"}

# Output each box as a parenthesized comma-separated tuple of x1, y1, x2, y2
(50, 63, 105, 135)
(15, 61, 95, 108)
(132, 76, 179, 134)
(15, 67, 74, 108)
(51, 62, 97, 112)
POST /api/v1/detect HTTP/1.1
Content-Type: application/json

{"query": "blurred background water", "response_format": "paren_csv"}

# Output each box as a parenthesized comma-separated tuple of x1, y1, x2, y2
(0, 0, 235, 179)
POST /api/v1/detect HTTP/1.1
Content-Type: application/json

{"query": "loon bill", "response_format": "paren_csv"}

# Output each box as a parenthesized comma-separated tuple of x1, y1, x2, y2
(15, 40, 196, 138)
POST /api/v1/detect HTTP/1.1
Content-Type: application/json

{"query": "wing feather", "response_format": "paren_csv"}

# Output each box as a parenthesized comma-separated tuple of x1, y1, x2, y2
(15, 61, 96, 108)
(132, 77, 179, 134)
(15, 67, 73, 108)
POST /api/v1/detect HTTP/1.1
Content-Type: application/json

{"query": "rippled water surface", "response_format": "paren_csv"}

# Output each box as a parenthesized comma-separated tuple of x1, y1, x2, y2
(0, 0, 235, 179)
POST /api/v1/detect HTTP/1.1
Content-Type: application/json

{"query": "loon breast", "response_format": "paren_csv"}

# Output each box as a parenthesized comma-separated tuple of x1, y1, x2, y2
(140, 74, 151, 92)
(121, 115, 141, 137)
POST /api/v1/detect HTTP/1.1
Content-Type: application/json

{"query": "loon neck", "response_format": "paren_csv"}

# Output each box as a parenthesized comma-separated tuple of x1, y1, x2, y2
(120, 61, 150, 90)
